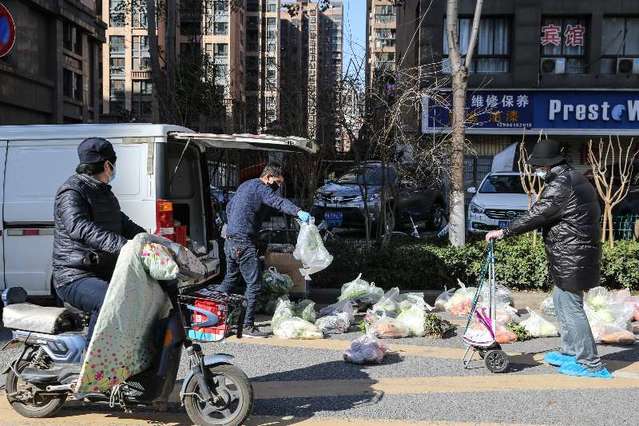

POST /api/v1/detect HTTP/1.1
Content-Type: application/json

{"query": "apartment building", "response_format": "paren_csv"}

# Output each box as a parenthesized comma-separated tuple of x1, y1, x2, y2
(366, 0, 397, 90)
(395, 0, 639, 189)
(0, 0, 105, 124)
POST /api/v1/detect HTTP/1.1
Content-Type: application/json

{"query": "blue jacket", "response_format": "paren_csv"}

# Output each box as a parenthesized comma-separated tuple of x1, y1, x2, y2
(225, 178, 300, 241)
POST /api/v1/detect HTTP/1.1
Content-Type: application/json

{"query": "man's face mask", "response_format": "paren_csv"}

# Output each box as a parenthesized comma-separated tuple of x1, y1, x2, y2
(535, 168, 548, 180)
(106, 161, 117, 183)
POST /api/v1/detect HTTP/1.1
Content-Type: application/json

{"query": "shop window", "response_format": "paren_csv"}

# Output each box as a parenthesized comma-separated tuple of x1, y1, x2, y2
(540, 16, 588, 74)
(601, 17, 639, 74)
(443, 16, 511, 73)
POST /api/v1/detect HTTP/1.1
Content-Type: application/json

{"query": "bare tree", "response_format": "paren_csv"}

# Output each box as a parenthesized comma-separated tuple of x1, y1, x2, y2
(588, 137, 638, 248)
(517, 133, 545, 245)
(446, 0, 484, 247)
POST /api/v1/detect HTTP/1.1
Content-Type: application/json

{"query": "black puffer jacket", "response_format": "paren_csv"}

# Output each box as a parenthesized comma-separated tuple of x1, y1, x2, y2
(504, 164, 601, 292)
(52, 174, 145, 288)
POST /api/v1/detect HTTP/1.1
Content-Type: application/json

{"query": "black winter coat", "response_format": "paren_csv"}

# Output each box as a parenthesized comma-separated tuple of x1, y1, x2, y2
(504, 164, 601, 293)
(52, 174, 145, 288)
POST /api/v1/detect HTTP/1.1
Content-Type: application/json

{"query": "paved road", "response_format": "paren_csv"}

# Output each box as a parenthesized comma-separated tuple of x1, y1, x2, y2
(1, 315, 639, 425)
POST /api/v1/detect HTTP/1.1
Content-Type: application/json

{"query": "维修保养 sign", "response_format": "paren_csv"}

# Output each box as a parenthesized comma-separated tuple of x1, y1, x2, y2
(422, 90, 639, 135)
(0, 2, 16, 58)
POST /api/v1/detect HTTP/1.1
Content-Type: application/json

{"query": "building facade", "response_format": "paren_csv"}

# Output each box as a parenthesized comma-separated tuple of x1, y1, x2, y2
(0, 0, 105, 124)
(366, 0, 397, 90)
(396, 0, 639, 188)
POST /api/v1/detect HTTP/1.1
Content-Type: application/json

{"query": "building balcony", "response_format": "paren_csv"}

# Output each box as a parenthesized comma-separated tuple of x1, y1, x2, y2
(132, 70, 152, 80)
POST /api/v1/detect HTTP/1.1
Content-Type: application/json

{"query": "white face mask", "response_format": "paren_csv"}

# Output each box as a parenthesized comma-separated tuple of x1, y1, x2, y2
(107, 161, 117, 183)
(535, 169, 547, 180)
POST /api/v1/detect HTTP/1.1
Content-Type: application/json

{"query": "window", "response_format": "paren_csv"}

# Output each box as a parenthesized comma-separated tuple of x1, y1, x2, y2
(540, 16, 588, 74)
(63, 69, 83, 101)
(63, 22, 82, 55)
(132, 80, 153, 117)
(110, 57, 125, 77)
(479, 175, 525, 194)
(247, 0, 258, 12)
(443, 16, 511, 73)
(375, 28, 395, 48)
(110, 0, 125, 27)
(110, 79, 125, 100)
(266, 0, 277, 13)
(131, 2, 147, 28)
(110, 36, 125, 56)
(375, 5, 395, 23)
(214, 43, 228, 57)
(601, 17, 639, 73)
(132, 36, 150, 70)
(213, 22, 228, 35)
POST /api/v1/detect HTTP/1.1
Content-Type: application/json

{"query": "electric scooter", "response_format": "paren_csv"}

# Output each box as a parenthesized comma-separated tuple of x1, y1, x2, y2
(1, 281, 252, 426)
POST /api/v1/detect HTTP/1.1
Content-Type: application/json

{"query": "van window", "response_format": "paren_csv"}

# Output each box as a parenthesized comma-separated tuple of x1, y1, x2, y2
(165, 143, 199, 199)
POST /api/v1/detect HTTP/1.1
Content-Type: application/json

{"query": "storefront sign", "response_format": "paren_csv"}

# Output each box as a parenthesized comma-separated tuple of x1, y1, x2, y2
(0, 3, 16, 58)
(422, 90, 639, 134)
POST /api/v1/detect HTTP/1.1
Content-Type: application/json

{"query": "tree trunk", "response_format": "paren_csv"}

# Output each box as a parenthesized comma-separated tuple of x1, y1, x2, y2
(165, 0, 178, 123)
(607, 206, 614, 248)
(147, 0, 166, 121)
(448, 71, 467, 247)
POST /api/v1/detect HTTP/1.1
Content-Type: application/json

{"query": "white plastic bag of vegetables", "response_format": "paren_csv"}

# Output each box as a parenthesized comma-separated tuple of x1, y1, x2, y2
(263, 267, 294, 295)
(273, 317, 323, 339)
(520, 309, 558, 338)
(338, 274, 384, 305)
(293, 218, 333, 278)
(343, 333, 387, 364)
(371, 287, 401, 317)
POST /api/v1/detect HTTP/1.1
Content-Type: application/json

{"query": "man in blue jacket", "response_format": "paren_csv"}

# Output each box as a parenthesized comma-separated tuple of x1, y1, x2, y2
(217, 161, 311, 337)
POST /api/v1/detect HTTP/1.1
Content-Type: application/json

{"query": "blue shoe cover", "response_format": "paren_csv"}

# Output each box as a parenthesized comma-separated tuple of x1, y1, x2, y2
(544, 351, 576, 367)
(558, 363, 613, 379)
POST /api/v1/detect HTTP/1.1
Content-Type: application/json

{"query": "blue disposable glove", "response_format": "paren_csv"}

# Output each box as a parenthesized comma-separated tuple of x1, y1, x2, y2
(297, 210, 311, 223)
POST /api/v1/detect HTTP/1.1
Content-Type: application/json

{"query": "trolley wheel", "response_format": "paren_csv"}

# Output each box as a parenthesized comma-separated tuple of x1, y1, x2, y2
(484, 350, 509, 373)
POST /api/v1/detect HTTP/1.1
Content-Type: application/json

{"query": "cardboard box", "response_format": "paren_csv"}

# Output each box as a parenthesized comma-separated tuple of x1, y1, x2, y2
(264, 250, 307, 296)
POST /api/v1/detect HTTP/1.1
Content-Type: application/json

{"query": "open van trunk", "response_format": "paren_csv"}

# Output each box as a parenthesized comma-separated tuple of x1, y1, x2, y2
(163, 132, 318, 279)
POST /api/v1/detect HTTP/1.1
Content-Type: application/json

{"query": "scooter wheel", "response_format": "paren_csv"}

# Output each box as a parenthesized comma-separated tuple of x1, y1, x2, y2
(484, 350, 510, 373)
(183, 364, 253, 426)
(5, 361, 67, 418)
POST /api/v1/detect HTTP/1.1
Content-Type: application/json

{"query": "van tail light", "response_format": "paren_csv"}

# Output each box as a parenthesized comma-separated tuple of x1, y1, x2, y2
(156, 199, 176, 241)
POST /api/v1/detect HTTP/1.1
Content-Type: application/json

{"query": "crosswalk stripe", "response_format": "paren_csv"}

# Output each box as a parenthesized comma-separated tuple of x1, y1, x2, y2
(252, 374, 639, 400)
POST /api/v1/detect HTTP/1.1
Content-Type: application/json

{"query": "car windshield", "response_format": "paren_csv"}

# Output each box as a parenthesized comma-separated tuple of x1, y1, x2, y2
(337, 166, 396, 186)
(479, 175, 525, 194)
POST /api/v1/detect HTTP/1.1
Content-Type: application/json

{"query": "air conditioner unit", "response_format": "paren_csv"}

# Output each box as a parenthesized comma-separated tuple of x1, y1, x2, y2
(541, 57, 566, 74)
(616, 58, 639, 75)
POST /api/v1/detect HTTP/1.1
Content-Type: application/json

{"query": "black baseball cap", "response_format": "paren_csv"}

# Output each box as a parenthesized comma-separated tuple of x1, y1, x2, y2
(77, 137, 117, 164)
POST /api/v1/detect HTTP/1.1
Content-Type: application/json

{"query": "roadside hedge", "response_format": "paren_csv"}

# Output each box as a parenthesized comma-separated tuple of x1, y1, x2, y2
(311, 235, 639, 291)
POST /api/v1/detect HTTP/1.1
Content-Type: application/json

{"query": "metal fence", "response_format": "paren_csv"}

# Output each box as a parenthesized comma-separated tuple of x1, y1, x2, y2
(611, 214, 639, 241)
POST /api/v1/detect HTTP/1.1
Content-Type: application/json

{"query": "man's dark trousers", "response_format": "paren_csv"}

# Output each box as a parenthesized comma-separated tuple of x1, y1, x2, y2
(55, 277, 109, 343)
(217, 239, 261, 326)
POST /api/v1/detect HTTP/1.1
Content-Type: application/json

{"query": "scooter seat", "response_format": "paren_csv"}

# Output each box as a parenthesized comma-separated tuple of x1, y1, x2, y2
(2, 303, 79, 335)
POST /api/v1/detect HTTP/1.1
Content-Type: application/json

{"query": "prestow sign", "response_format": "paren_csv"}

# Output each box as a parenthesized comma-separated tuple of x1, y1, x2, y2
(422, 90, 639, 135)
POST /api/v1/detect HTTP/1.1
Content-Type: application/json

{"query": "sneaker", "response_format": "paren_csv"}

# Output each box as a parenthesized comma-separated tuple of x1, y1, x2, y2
(242, 325, 269, 338)
(544, 351, 576, 367)
(558, 362, 613, 379)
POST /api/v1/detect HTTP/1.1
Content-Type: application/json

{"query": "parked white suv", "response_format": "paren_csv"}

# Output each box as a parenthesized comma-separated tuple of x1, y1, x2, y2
(467, 172, 530, 233)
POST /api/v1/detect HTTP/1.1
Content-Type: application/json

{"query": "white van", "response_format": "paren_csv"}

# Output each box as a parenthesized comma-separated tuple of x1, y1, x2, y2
(0, 123, 316, 296)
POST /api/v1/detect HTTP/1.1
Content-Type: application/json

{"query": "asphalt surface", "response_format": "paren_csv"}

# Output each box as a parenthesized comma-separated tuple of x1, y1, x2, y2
(1, 308, 639, 425)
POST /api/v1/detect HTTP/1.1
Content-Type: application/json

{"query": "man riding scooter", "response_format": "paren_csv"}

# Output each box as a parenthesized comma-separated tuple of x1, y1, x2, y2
(52, 137, 145, 343)
(217, 161, 311, 337)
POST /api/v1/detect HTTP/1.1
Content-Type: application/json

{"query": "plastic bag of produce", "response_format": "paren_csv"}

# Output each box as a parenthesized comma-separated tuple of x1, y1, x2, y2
(293, 219, 333, 278)
(371, 287, 401, 316)
(495, 324, 517, 344)
(540, 296, 556, 318)
(478, 282, 513, 308)
(295, 299, 317, 323)
(343, 334, 388, 364)
(496, 305, 520, 326)
(315, 311, 351, 334)
(263, 267, 294, 295)
(445, 281, 477, 317)
(338, 274, 384, 305)
(371, 315, 410, 339)
(520, 309, 558, 338)
(596, 325, 636, 345)
(271, 298, 295, 331)
(585, 303, 634, 344)
(396, 304, 426, 337)
(585, 287, 612, 311)
(434, 287, 454, 312)
(273, 317, 323, 339)
(318, 299, 355, 321)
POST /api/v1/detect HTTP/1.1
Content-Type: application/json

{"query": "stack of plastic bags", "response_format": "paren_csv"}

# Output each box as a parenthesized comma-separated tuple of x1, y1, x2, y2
(293, 219, 333, 278)
(337, 274, 384, 307)
(520, 309, 558, 338)
(364, 288, 428, 338)
(315, 301, 354, 335)
(271, 298, 323, 339)
(256, 267, 294, 315)
(584, 287, 636, 345)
